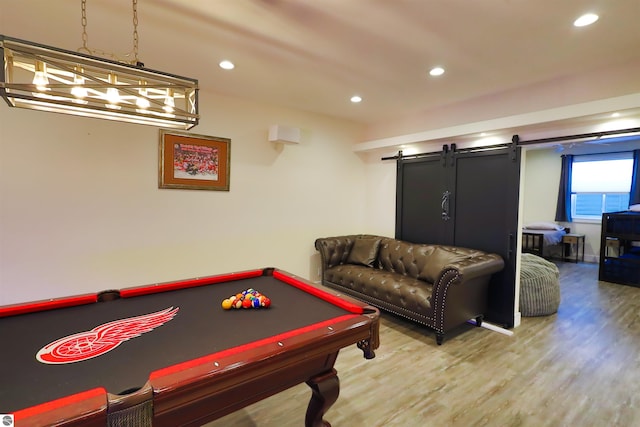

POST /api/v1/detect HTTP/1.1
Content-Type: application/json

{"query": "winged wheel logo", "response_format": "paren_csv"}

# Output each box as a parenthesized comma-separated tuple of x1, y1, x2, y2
(36, 307, 179, 364)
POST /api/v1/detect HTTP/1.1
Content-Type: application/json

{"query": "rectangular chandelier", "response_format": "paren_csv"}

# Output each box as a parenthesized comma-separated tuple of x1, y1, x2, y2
(0, 35, 199, 129)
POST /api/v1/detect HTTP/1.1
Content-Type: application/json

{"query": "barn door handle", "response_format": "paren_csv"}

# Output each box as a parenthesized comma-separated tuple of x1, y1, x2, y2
(441, 191, 451, 221)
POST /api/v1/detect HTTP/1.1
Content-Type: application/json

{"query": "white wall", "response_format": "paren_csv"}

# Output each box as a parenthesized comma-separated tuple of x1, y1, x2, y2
(0, 90, 371, 305)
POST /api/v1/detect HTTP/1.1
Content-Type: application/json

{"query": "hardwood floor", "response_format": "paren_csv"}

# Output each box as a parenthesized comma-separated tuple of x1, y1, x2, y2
(204, 261, 640, 426)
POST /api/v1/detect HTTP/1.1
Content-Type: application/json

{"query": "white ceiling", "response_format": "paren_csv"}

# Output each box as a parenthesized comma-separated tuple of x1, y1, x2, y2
(2, 0, 640, 150)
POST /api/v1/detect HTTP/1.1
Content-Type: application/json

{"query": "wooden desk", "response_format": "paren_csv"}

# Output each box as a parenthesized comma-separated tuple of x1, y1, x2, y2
(562, 233, 585, 263)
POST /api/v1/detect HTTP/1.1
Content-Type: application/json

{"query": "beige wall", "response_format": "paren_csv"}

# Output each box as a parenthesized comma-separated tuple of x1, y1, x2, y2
(360, 152, 397, 237)
(0, 91, 627, 310)
(521, 149, 563, 226)
(0, 90, 372, 305)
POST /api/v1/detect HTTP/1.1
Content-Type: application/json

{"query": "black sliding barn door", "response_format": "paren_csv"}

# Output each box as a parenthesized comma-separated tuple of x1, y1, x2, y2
(451, 147, 520, 326)
(395, 149, 454, 245)
(396, 144, 520, 327)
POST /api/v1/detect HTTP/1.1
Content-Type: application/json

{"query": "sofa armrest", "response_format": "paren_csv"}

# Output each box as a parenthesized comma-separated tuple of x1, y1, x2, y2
(445, 254, 504, 282)
(430, 253, 504, 307)
(315, 235, 383, 271)
(431, 253, 504, 334)
(314, 236, 355, 270)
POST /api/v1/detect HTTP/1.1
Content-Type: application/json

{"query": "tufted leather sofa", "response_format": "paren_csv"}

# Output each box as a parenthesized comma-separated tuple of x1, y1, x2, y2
(315, 235, 504, 344)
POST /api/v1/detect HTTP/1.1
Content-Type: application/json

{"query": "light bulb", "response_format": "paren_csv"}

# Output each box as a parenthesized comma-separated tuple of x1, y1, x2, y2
(429, 67, 445, 76)
(106, 73, 121, 109)
(219, 60, 235, 70)
(70, 67, 88, 100)
(32, 61, 49, 91)
(136, 80, 150, 109)
(163, 88, 175, 113)
(574, 13, 599, 27)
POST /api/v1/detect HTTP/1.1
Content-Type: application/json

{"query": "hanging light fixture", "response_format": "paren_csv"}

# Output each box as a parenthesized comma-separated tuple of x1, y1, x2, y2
(0, 0, 199, 129)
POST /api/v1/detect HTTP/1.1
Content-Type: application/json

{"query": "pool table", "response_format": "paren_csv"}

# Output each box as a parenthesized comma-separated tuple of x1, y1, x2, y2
(0, 267, 380, 427)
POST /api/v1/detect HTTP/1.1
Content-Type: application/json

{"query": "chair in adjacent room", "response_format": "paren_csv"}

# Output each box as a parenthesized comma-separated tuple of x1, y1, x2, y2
(519, 253, 561, 316)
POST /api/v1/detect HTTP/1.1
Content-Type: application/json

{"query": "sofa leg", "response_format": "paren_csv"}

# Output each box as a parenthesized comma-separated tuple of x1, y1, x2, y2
(436, 333, 444, 345)
(475, 315, 483, 327)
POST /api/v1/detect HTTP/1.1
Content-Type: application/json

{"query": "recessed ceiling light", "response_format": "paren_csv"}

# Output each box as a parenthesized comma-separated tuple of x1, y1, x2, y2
(611, 112, 620, 118)
(574, 13, 599, 27)
(429, 67, 445, 77)
(350, 95, 362, 103)
(219, 60, 235, 70)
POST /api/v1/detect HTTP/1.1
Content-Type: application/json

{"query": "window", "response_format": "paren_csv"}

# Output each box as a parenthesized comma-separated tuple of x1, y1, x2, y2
(570, 152, 633, 220)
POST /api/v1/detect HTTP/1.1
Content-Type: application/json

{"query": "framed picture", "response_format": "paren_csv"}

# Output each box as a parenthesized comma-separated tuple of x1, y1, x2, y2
(159, 130, 231, 191)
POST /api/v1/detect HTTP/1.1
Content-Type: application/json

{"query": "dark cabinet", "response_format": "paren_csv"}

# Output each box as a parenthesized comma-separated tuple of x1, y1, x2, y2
(395, 144, 521, 327)
(599, 211, 640, 286)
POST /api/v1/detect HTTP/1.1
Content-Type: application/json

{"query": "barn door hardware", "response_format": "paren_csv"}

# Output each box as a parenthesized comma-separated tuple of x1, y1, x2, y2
(441, 190, 451, 221)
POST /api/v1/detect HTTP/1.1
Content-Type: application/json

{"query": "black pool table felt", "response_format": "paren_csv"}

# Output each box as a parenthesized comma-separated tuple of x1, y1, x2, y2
(0, 275, 350, 413)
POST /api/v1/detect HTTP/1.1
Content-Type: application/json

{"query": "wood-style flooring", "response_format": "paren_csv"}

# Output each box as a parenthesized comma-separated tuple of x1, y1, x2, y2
(204, 261, 640, 427)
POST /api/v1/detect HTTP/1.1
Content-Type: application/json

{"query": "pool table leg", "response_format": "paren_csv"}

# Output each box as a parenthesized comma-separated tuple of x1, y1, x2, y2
(305, 368, 340, 427)
(357, 338, 376, 359)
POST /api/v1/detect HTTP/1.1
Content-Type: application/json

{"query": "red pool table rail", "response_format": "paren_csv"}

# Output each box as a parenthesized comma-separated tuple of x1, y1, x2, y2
(14, 388, 107, 426)
(0, 293, 98, 318)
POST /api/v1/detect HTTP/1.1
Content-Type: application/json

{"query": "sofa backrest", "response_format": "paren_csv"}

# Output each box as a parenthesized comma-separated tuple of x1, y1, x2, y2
(377, 238, 490, 282)
(377, 238, 433, 278)
(316, 235, 500, 284)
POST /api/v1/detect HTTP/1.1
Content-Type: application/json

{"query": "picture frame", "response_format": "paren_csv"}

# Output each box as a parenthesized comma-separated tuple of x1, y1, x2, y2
(159, 130, 231, 191)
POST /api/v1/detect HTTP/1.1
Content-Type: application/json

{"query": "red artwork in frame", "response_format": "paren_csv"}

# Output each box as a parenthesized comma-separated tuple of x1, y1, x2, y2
(159, 130, 230, 191)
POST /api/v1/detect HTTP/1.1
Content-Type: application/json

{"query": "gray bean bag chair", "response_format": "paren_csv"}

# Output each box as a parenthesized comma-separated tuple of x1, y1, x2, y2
(520, 253, 560, 316)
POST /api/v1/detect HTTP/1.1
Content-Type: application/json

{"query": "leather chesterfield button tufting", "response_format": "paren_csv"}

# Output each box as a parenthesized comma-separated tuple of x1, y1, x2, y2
(315, 235, 505, 345)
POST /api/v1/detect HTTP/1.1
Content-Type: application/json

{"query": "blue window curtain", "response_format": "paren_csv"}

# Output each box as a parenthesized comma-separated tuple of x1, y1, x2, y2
(555, 154, 573, 222)
(630, 149, 640, 207)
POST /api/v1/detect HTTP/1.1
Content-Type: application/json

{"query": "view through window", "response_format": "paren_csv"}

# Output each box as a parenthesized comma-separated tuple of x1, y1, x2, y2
(571, 152, 633, 220)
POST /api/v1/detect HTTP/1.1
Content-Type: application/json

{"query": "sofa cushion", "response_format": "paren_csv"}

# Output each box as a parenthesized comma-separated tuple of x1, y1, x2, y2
(419, 246, 472, 283)
(346, 237, 381, 267)
(325, 264, 434, 314)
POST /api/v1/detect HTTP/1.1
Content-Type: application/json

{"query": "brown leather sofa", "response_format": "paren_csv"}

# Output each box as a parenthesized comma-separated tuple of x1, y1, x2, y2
(315, 235, 504, 344)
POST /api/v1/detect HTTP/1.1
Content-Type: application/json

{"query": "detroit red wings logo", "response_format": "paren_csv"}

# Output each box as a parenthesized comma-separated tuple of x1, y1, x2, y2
(36, 307, 179, 364)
